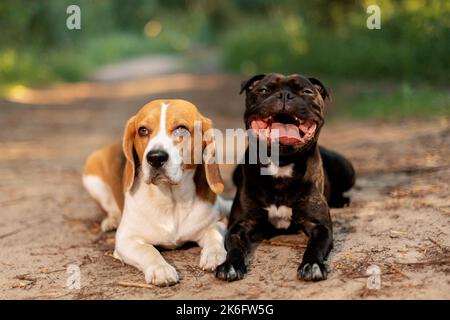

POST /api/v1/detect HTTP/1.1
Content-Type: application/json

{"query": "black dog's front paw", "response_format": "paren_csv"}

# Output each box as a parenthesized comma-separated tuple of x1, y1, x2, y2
(297, 261, 328, 281)
(329, 194, 350, 208)
(215, 259, 246, 281)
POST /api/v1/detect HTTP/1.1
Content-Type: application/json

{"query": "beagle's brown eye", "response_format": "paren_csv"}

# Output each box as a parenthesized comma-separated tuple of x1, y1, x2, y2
(138, 127, 150, 137)
(302, 88, 314, 95)
(172, 125, 190, 137)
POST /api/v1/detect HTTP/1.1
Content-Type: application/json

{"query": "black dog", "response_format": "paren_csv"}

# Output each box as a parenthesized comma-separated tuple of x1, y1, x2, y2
(216, 73, 355, 282)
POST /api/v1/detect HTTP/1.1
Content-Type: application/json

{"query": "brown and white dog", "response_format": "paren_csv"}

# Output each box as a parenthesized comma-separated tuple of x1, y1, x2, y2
(82, 99, 229, 286)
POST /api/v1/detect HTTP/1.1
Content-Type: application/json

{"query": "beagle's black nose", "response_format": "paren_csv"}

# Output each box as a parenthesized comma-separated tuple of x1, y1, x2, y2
(146, 150, 169, 168)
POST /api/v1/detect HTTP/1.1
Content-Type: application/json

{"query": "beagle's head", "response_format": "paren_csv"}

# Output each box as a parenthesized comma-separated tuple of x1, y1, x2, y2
(122, 99, 223, 194)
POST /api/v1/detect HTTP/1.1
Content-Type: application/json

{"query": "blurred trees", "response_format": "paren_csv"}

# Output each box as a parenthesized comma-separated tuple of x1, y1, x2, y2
(0, 0, 448, 86)
(222, 0, 450, 82)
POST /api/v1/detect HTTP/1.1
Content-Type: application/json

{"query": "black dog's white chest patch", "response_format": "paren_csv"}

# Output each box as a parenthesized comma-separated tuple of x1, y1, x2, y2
(265, 205, 292, 229)
(264, 162, 294, 178)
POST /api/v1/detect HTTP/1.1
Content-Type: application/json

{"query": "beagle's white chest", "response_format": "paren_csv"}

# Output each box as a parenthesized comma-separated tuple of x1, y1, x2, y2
(120, 180, 218, 248)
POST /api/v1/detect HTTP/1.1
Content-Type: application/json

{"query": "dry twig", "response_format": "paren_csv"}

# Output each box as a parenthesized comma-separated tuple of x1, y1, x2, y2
(262, 239, 307, 249)
(117, 281, 154, 289)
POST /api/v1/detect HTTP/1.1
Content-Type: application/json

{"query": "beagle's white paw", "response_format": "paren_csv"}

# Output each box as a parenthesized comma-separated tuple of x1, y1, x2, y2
(145, 263, 179, 286)
(101, 216, 119, 232)
(199, 246, 227, 271)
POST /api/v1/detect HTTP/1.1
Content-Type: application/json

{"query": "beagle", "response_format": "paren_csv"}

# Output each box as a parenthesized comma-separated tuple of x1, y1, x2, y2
(82, 99, 229, 286)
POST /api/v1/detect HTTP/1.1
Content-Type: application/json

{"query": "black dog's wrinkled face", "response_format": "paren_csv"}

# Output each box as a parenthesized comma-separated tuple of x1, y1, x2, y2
(241, 73, 330, 153)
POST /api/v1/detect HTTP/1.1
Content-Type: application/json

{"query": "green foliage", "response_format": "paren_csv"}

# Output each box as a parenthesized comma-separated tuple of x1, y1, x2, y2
(0, 0, 209, 86)
(0, 32, 175, 86)
(330, 83, 450, 120)
(0, 0, 448, 118)
(221, 0, 450, 83)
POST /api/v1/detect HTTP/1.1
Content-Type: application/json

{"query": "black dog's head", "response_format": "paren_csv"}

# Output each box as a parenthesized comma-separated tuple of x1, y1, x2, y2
(241, 73, 330, 154)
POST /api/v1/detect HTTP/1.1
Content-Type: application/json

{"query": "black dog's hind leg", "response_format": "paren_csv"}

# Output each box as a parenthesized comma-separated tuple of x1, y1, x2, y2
(320, 146, 356, 208)
(295, 195, 333, 281)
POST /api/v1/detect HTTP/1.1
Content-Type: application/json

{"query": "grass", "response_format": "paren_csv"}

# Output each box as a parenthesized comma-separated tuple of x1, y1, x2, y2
(0, 31, 187, 94)
(328, 82, 450, 120)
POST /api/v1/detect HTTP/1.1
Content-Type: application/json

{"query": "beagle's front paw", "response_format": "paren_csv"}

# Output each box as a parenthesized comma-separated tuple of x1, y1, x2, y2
(145, 263, 179, 286)
(199, 246, 227, 271)
(101, 216, 120, 232)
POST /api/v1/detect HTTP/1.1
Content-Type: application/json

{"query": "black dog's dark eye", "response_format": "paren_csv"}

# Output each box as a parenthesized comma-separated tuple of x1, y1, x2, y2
(258, 87, 269, 94)
(302, 88, 314, 95)
(138, 127, 150, 136)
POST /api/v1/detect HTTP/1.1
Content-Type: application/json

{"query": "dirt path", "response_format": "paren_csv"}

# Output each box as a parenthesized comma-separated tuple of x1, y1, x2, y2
(0, 73, 449, 299)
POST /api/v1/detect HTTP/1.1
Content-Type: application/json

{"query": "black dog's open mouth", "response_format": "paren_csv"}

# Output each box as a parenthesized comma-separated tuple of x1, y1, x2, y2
(250, 113, 317, 146)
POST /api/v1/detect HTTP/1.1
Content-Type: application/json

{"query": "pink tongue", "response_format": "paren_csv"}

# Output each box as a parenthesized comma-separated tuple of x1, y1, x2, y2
(271, 122, 301, 145)
(251, 120, 268, 130)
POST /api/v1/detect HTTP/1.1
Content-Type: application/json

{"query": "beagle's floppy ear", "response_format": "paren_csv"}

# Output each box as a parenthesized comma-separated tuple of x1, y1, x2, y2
(201, 116, 224, 194)
(122, 115, 137, 193)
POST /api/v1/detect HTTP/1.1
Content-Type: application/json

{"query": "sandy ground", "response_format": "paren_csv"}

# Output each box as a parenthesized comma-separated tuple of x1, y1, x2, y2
(0, 73, 449, 300)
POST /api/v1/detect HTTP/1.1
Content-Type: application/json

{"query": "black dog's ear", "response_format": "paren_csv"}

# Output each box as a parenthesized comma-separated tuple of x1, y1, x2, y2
(308, 77, 331, 101)
(240, 74, 266, 94)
